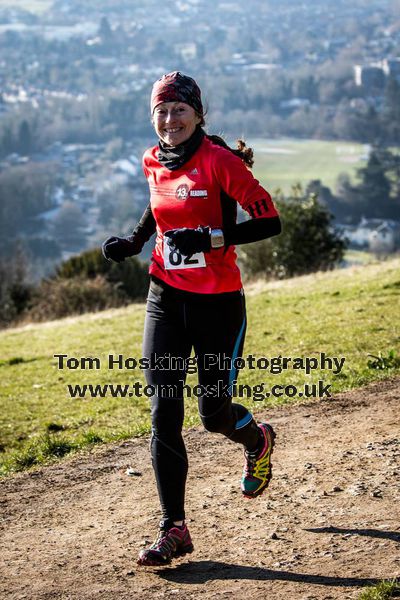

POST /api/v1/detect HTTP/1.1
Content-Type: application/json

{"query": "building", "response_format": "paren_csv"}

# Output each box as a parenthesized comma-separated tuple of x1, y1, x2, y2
(354, 57, 400, 89)
(354, 64, 385, 89)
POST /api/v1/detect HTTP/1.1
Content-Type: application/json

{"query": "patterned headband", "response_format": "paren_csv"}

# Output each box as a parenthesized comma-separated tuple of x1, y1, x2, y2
(151, 71, 203, 115)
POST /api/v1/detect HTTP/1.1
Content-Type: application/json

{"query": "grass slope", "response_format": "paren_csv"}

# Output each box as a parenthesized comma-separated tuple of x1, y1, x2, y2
(0, 258, 399, 475)
(250, 138, 367, 192)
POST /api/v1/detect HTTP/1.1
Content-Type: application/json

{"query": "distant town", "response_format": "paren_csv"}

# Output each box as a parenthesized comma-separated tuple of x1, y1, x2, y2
(0, 0, 399, 277)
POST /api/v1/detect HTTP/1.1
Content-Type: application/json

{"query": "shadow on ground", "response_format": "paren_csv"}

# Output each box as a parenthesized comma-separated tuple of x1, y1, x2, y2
(305, 526, 400, 543)
(156, 561, 380, 587)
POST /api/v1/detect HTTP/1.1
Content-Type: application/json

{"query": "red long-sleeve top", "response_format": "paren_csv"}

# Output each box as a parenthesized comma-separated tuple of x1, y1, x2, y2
(141, 135, 279, 294)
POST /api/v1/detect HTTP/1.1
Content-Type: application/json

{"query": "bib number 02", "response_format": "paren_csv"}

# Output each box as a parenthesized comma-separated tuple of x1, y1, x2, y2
(163, 243, 206, 270)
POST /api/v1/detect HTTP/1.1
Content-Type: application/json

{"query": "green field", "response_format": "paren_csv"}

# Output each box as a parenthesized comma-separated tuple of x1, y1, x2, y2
(250, 138, 368, 193)
(0, 258, 399, 475)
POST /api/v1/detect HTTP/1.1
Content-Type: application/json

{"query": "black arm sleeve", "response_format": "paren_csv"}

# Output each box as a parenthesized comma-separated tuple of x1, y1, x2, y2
(132, 203, 156, 245)
(223, 215, 281, 247)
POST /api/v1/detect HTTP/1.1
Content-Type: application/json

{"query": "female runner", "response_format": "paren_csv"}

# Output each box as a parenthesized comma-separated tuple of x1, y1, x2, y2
(102, 71, 281, 566)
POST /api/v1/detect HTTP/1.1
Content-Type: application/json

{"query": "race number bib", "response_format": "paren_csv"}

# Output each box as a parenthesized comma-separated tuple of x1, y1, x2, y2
(163, 243, 206, 270)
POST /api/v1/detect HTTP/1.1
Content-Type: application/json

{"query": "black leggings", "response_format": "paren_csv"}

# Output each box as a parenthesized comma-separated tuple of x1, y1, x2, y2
(142, 276, 259, 521)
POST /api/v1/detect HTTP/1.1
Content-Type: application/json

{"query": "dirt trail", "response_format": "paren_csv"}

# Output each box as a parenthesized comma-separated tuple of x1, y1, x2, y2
(1, 378, 399, 600)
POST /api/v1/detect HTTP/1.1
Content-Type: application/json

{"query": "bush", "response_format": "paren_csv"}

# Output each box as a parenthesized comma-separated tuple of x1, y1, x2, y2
(56, 247, 149, 299)
(56, 247, 111, 279)
(239, 185, 346, 280)
(1, 247, 150, 326)
(0, 251, 32, 327)
(26, 275, 127, 322)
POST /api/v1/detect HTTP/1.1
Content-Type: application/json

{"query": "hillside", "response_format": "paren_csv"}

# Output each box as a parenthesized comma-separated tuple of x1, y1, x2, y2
(1, 257, 399, 475)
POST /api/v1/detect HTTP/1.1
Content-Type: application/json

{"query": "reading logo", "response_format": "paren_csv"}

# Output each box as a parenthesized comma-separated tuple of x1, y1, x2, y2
(175, 184, 208, 200)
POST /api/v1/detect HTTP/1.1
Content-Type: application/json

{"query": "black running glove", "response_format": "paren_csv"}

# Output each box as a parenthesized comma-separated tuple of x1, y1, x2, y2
(164, 226, 211, 255)
(102, 204, 156, 263)
(102, 235, 142, 263)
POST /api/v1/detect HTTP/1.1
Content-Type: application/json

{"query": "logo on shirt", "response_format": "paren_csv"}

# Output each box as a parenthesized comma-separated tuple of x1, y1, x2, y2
(190, 189, 208, 197)
(189, 168, 199, 175)
(175, 184, 208, 200)
(176, 184, 190, 200)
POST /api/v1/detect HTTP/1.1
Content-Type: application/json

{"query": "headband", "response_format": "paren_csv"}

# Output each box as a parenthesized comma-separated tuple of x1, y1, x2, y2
(151, 71, 203, 115)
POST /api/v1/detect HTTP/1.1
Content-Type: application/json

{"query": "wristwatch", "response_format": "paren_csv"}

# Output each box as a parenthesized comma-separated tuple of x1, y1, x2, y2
(210, 228, 225, 249)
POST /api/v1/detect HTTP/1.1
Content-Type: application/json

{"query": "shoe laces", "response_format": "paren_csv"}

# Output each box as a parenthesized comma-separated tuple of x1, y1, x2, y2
(244, 450, 258, 475)
(151, 526, 181, 554)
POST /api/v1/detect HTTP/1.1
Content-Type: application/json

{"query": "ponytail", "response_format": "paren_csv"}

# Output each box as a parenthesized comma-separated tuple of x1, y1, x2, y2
(206, 134, 254, 169)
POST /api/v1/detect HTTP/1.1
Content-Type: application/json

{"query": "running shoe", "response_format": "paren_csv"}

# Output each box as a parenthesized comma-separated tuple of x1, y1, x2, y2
(137, 520, 194, 566)
(241, 423, 276, 498)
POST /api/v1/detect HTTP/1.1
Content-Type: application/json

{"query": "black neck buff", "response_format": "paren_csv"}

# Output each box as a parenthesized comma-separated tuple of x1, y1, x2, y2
(158, 126, 205, 171)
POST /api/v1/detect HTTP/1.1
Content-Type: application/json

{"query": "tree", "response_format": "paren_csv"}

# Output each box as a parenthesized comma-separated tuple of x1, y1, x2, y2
(356, 150, 392, 218)
(334, 148, 400, 222)
(0, 124, 14, 157)
(98, 16, 113, 42)
(52, 201, 86, 245)
(239, 185, 346, 280)
(383, 77, 400, 143)
(381, 150, 400, 203)
(294, 75, 319, 102)
(334, 173, 361, 223)
(18, 120, 32, 155)
(104, 137, 124, 160)
(0, 163, 54, 243)
(0, 245, 32, 327)
(306, 180, 343, 219)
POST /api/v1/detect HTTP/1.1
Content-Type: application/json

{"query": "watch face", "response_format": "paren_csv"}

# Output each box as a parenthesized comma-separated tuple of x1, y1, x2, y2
(211, 230, 224, 248)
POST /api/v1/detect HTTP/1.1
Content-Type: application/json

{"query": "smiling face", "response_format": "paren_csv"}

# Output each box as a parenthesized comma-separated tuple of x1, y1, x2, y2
(152, 101, 201, 147)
